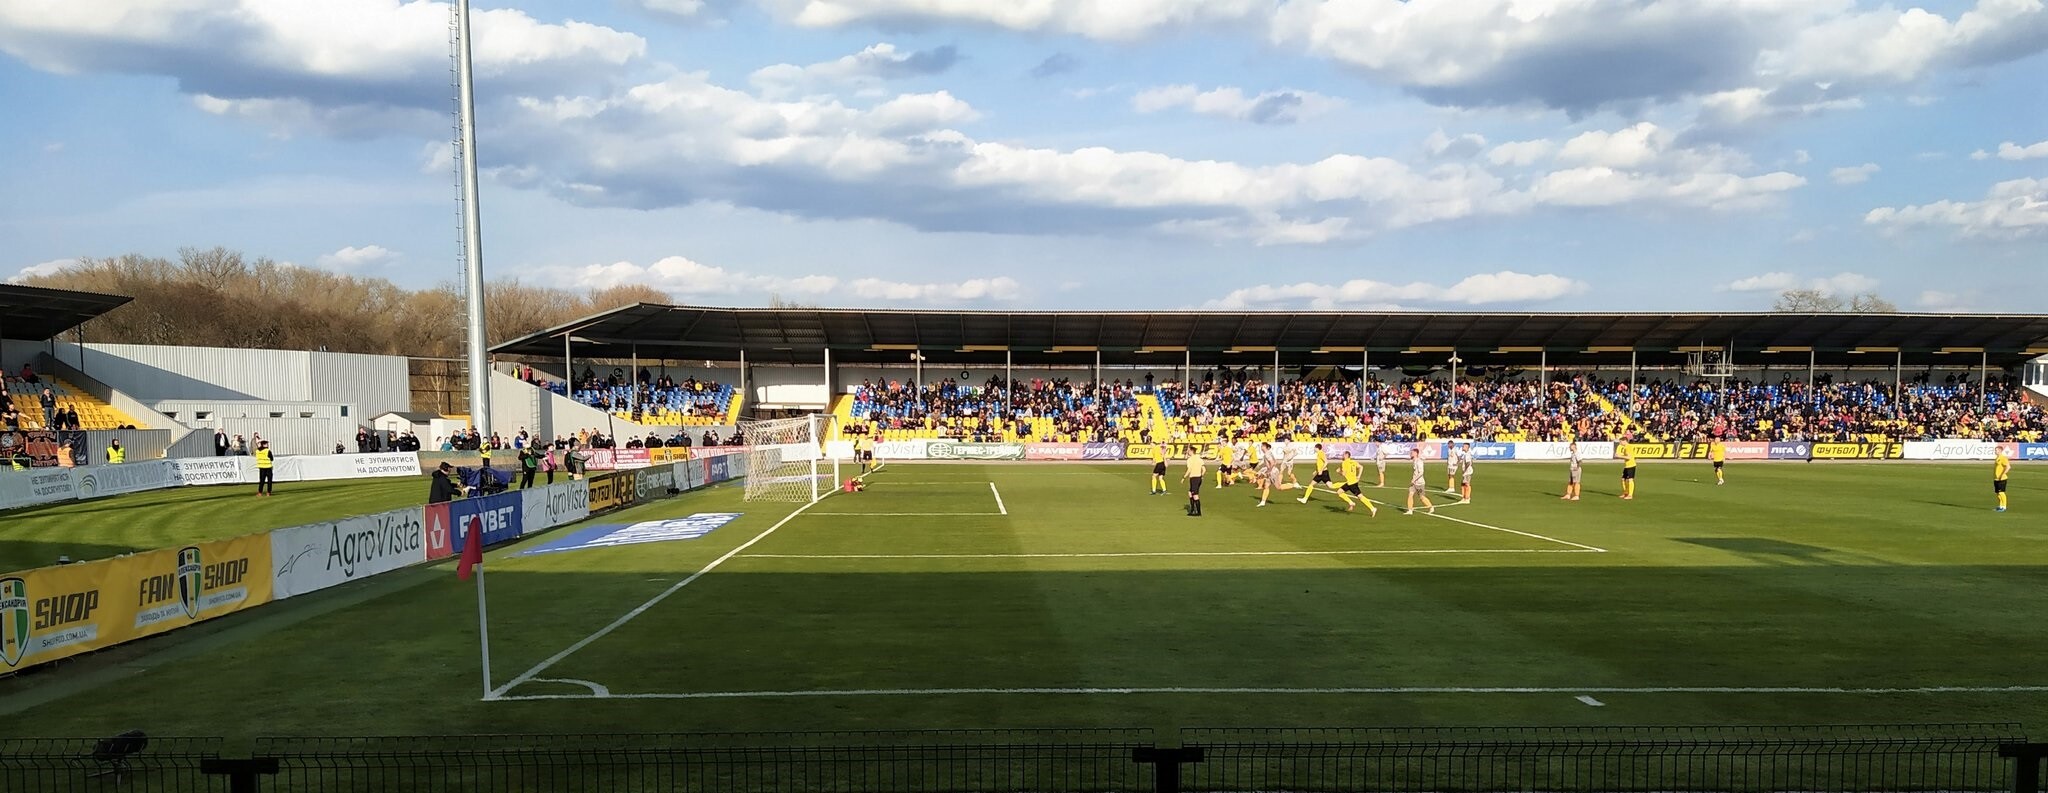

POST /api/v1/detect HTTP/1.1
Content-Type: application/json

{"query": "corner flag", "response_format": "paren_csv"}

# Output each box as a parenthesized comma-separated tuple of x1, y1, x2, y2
(457, 515, 483, 580)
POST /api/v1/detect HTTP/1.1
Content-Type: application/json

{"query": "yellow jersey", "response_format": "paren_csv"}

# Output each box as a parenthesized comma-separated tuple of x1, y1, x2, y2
(1340, 458, 1362, 485)
(1315, 448, 1328, 472)
(1218, 445, 1235, 465)
(1995, 453, 2011, 482)
(1710, 443, 1726, 462)
(1150, 445, 1164, 464)
(1623, 447, 1638, 469)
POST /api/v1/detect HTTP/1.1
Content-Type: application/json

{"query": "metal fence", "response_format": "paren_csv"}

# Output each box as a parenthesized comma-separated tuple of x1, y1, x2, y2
(3, 727, 2041, 793)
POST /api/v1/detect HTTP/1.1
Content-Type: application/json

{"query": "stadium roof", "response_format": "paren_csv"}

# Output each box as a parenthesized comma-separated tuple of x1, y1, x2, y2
(493, 304, 2048, 368)
(0, 284, 133, 341)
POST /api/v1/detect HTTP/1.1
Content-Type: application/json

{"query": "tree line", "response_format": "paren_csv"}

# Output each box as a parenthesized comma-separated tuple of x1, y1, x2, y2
(20, 247, 669, 357)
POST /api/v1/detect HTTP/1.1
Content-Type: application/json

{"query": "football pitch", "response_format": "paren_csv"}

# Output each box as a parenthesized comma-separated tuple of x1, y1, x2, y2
(5, 460, 2047, 738)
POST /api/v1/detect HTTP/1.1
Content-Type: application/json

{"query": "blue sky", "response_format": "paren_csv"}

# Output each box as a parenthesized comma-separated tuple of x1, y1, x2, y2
(2, 0, 2044, 312)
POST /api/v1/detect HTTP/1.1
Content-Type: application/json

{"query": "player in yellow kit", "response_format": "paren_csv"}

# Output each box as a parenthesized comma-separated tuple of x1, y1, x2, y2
(1332, 451, 1377, 515)
(1148, 444, 1167, 495)
(1994, 446, 2011, 512)
(1710, 438, 1727, 485)
(1296, 444, 1331, 503)
(1216, 441, 1236, 487)
(1620, 443, 1639, 500)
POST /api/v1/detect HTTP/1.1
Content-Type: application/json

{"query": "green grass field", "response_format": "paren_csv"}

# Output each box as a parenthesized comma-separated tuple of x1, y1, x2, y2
(3, 460, 2045, 739)
(0, 477, 432, 573)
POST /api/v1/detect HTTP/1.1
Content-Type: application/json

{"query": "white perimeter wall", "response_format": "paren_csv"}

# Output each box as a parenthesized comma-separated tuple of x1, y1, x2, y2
(33, 342, 411, 420)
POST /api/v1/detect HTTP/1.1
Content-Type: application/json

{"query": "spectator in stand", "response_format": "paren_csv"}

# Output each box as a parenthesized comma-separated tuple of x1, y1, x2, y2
(2, 401, 19, 430)
(542, 447, 559, 484)
(234, 435, 249, 455)
(214, 430, 229, 456)
(702, 430, 717, 447)
(39, 388, 56, 429)
(19, 364, 36, 385)
(334, 442, 347, 454)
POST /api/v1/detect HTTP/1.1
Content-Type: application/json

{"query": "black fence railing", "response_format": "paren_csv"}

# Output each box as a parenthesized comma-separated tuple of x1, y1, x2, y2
(3, 726, 2042, 793)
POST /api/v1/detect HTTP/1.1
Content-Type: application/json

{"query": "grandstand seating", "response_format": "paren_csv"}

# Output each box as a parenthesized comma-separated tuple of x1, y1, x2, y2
(4, 377, 140, 430)
(562, 380, 738, 427)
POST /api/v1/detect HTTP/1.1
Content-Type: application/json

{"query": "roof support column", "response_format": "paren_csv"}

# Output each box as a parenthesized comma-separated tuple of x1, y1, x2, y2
(1004, 349, 1012, 423)
(1271, 349, 1280, 411)
(1981, 351, 1990, 409)
(1629, 350, 1638, 413)
(1540, 349, 1548, 389)
(738, 348, 748, 423)
(630, 343, 639, 421)
(1360, 349, 1368, 417)
(1182, 350, 1190, 394)
(1095, 349, 1102, 399)
(1807, 350, 1814, 393)
(1895, 350, 1903, 419)
(563, 334, 573, 396)
(823, 346, 833, 419)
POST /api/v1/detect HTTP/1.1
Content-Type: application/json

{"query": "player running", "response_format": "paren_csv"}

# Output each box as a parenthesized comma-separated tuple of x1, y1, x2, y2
(1333, 451, 1377, 515)
(1297, 443, 1331, 503)
(1620, 443, 1639, 500)
(1255, 442, 1280, 506)
(1710, 438, 1727, 485)
(1994, 445, 2011, 512)
(1375, 442, 1390, 487)
(1444, 441, 1463, 493)
(1405, 446, 1436, 515)
(1216, 440, 1236, 488)
(1561, 440, 1583, 501)
(1457, 441, 1475, 502)
(1148, 443, 1167, 495)
(1183, 449, 1206, 517)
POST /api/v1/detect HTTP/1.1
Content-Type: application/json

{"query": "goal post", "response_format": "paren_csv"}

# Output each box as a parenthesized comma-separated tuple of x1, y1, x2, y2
(740, 413, 841, 502)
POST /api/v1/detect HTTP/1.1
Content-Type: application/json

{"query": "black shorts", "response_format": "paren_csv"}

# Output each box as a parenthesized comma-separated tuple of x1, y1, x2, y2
(1622, 467, 1637, 480)
(862, 451, 874, 461)
(1994, 480, 2007, 493)
(1220, 464, 1235, 474)
(1340, 483, 1362, 496)
(1189, 478, 1203, 495)
(1313, 471, 1332, 484)
(1152, 462, 1167, 475)
(1713, 461, 1724, 470)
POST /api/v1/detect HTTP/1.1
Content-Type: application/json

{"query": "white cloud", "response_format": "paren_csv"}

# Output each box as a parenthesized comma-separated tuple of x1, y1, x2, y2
(0, 0, 645, 135)
(1865, 178, 2048, 239)
(1422, 130, 1487, 159)
(8, 258, 79, 284)
(1486, 139, 1553, 167)
(1131, 84, 1344, 125)
(638, 0, 710, 19)
(764, 0, 1265, 39)
(1787, 228, 1818, 244)
(548, 255, 1021, 305)
(1918, 290, 1975, 312)
(1723, 271, 1878, 294)
(1993, 140, 2048, 161)
(1829, 163, 1880, 185)
(750, 42, 962, 98)
(1204, 270, 1585, 310)
(315, 244, 398, 269)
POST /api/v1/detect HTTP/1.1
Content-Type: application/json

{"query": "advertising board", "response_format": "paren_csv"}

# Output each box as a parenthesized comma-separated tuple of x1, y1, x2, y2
(520, 480, 590, 535)
(1, 532, 272, 673)
(269, 507, 426, 600)
(1811, 442, 1904, 460)
(76, 460, 176, 499)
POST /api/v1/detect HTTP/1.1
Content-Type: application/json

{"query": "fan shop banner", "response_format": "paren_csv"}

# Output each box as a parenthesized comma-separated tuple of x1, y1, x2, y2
(1811, 442, 1905, 460)
(171, 457, 251, 486)
(269, 508, 426, 600)
(76, 460, 176, 500)
(925, 441, 1025, 461)
(0, 533, 272, 673)
(1902, 440, 2018, 461)
(0, 467, 76, 512)
(521, 481, 591, 535)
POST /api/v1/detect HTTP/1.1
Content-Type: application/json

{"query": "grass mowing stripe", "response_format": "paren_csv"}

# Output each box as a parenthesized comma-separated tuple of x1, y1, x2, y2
(489, 496, 826, 700)
(493, 684, 2048, 701)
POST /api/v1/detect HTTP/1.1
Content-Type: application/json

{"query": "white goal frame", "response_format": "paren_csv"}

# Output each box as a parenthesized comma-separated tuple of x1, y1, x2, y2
(740, 413, 841, 503)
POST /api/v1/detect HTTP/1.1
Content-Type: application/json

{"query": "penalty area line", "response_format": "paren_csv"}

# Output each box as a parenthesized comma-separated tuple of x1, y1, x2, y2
(490, 684, 2048, 702)
(487, 497, 826, 701)
(989, 481, 1007, 515)
(1420, 510, 1607, 553)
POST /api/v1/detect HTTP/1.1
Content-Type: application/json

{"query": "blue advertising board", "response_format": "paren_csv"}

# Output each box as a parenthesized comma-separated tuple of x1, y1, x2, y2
(449, 491, 522, 551)
(709, 456, 731, 482)
(513, 513, 743, 557)
(1468, 442, 1516, 460)
(1768, 442, 1812, 460)
(2021, 443, 2048, 461)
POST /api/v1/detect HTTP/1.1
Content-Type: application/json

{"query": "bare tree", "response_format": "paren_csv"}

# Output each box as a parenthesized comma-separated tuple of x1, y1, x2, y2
(1849, 292, 1899, 313)
(1773, 288, 1845, 312)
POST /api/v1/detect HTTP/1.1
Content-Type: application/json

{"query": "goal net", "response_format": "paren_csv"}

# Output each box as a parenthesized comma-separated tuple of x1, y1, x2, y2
(740, 414, 839, 502)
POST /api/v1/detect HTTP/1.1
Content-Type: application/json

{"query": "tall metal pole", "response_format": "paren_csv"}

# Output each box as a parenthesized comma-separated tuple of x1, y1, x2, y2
(1271, 349, 1280, 410)
(1981, 351, 1989, 409)
(455, 0, 491, 443)
(1540, 349, 1548, 389)
(1807, 350, 1815, 392)
(1895, 350, 1903, 418)
(562, 334, 572, 393)
(1629, 350, 1638, 410)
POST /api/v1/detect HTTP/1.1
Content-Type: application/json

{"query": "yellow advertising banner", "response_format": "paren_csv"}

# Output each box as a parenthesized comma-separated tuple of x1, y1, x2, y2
(1625, 443, 1677, 460)
(1, 532, 272, 673)
(1811, 442, 1905, 460)
(648, 447, 693, 464)
(587, 470, 640, 513)
(1124, 442, 1219, 460)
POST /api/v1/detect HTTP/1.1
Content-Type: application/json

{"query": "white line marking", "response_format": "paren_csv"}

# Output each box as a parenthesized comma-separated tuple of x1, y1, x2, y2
(1576, 695, 1605, 707)
(491, 684, 2048, 702)
(531, 678, 613, 698)
(989, 481, 1007, 516)
(489, 498, 825, 700)
(1420, 511, 1608, 553)
(798, 516, 1007, 522)
(744, 549, 1597, 559)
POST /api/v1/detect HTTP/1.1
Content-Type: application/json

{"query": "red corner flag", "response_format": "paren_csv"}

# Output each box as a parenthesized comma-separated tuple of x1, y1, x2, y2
(457, 515, 483, 581)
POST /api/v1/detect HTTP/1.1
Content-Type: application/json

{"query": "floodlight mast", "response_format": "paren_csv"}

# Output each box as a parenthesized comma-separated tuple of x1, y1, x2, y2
(455, 0, 491, 443)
